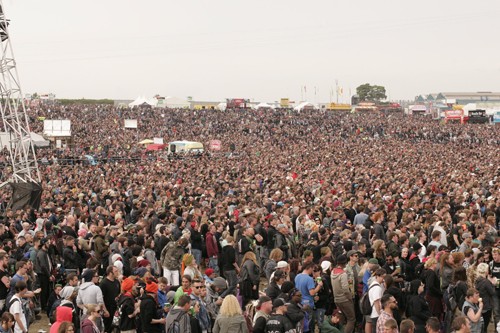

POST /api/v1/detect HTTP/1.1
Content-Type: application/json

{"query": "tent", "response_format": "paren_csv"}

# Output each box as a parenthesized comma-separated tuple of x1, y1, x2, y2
(294, 102, 319, 111)
(217, 102, 227, 111)
(256, 102, 275, 109)
(129, 96, 156, 107)
(163, 96, 190, 108)
(0, 132, 50, 150)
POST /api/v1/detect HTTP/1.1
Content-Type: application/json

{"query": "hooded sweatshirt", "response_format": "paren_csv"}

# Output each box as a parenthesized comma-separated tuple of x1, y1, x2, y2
(331, 267, 351, 303)
(49, 306, 72, 333)
(76, 282, 104, 314)
(165, 307, 190, 333)
(212, 314, 247, 333)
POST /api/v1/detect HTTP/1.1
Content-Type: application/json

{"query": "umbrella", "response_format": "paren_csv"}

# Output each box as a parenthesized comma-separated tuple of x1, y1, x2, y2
(138, 139, 154, 145)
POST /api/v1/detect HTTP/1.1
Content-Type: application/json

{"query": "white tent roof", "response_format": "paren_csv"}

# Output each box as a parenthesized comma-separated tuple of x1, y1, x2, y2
(0, 132, 50, 150)
(217, 102, 227, 111)
(129, 96, 156, 107)
(256, 102, 275, 109)
(294, 102, 319, 111)
(163, 96, 190, 108)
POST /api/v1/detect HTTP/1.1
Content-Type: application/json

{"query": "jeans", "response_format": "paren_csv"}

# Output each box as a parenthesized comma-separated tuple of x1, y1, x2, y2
(192, 249, 202, 266)
(208, 257, 219, 275)
(314, 308, 326, 331)
(222, 269, 238, 297)
(163, 268, 179, 286)
(257, 246, 268, 273)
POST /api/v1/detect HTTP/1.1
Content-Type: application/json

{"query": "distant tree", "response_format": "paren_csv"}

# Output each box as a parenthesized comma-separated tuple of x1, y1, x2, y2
(356, 83, 387, 102)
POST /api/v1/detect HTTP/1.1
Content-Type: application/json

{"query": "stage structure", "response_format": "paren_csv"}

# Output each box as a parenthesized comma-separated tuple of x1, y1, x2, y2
(0, 1, 41, 209)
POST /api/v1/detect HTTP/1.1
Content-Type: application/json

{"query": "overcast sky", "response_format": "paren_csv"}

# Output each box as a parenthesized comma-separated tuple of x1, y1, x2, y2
(5, 0, 500, 103)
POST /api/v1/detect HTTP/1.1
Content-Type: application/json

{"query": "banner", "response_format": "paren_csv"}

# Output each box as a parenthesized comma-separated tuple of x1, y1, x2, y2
(493, 112, 500, 124)
(153, 137, 164, 144)
(280, 98, 289, 107)
(124, 119, 138, 129)
(43, 119, 71, 136)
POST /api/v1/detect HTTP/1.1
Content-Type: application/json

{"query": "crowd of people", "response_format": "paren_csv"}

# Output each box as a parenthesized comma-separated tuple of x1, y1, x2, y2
(0, 105, 498, 333)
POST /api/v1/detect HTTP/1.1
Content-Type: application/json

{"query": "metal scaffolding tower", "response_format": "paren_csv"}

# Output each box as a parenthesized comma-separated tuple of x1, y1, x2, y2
(0, 1, 41, 189)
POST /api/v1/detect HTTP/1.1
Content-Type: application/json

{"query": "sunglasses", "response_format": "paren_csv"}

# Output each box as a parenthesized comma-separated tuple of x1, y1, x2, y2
(193, 286, 204, 289)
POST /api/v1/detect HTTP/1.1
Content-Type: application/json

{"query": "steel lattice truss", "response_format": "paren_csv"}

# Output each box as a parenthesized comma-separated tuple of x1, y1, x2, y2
(0, 1, 40, 188)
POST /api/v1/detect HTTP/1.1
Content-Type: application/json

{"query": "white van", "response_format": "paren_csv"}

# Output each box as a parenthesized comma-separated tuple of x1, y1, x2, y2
(167, 141, 204, 154)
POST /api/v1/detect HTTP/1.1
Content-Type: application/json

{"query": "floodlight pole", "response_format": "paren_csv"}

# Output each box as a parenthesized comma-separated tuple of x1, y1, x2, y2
(0, 1, 41, 188)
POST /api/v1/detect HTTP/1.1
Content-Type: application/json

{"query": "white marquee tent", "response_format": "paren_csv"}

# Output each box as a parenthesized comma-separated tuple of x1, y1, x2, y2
(129, 96, 157, 107)
(162, 96, 190, 108)
(294, 102, 319, 111)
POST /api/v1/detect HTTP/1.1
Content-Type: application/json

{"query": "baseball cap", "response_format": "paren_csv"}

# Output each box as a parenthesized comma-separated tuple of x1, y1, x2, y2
(347, 250, 359, 258)
(276, 261, 288, 269)
(257, 296, 272, 308)
(272, 298, 286, 309)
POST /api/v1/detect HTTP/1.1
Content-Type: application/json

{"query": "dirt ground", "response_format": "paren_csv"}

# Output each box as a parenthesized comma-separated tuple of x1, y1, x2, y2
(29, 315, 49, 333)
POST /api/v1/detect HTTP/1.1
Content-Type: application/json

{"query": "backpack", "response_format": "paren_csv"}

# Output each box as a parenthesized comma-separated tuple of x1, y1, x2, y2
(166, 312, 186, 333)
(445, 283, 457, 311)
(414, 262, 424, 280)
(243, 302, 256, 333)
(359, 284, 377, 315)
(49, 299, 63, 324)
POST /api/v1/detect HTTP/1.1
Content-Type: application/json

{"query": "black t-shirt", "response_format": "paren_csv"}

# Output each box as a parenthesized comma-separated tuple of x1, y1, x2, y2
(61, 226, 77, 238)
(0, 269, 8, 299)
(491, 261, 500, 285)
(100, 278, 121, 312)
(118, 295, 136, 331)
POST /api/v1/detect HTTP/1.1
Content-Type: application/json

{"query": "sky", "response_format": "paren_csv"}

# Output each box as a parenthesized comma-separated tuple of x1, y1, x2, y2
(4, 0, 500, 103)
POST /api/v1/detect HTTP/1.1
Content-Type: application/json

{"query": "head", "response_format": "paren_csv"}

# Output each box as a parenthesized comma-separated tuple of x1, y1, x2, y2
(219, 295, 242, 317)
(257, 296, 273, 315)
(400, 319, 415, 333)
(289, 288, 302, 303)
(191, 279, 206, 296)
(269, 248, 283, 262)
(426, 317, 441, 333)
(465, 288, 480, 303)
(381, 293, 398, 311)
(374, 268, 387, 284)
(58, 321, 75, 333)
(0, 312, 14, 330)
(476, 262, 489, 278)
(384, 318, 398, 333)
(451, 316, 470, 333)
(181, 275, 192, 289)
(85, 304, 101, 318)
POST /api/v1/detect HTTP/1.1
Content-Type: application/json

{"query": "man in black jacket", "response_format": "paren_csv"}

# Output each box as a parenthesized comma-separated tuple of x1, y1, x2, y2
(62, 236, 82, 272)
(34, 238, 53, 312)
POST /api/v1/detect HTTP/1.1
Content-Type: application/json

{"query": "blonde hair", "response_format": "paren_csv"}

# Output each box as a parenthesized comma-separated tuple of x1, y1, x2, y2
(269, 248, 283, 261)
(219, 295, 242, 317)
(182, 254, 195, 266)
(424, 257, 437, 269)
(476, 263, 489, 278)
(373, 240, 385, 255)
(84, 304, 100, 314)
(241, 252, 258, 266)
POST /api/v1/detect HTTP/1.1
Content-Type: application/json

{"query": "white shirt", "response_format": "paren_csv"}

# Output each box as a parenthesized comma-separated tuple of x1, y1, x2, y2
(10, 296, 27, 333)
(369, 281, 383, 318)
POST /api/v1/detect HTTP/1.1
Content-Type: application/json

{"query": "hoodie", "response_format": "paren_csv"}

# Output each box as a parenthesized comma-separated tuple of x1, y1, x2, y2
(165, 307, 190, 333)
(81, 318, 100, 333)
(331, 267, 351, 303)
(212, 314, 247, 333)
(76, 282, 104, 314)
(49, 306, 72, 333)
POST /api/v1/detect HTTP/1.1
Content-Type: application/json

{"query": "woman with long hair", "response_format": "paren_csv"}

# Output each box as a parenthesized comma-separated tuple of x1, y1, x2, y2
(467, 253, 485, 289)
(264, 248, 283, 282)
(0, 312, 15, 333)
(182, 253, 202, 280)
(474, 263, 496, 333)
(372, 239, 387, 267)
(212, 295, 248, 333)
(452, 266, 468, 311)
(239, 252, 260, 307)
(439, 252, 455, 291)
(81, 304, 101, 333)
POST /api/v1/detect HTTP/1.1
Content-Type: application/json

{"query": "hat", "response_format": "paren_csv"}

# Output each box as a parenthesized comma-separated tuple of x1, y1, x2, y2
(212, 277, 227, 290)
(166, 290, 176, 303)
(111, 253, 122, 262)
(59, 286, 76, 300)
(347, 250, 359, 258)
(412, 242, 423, 252)
(145, 282, 158, 294)
(204, 268, 214, 277)
(368, 258, 379, 265)
(257, 296, 272, 308)
(276, 261, 288, 269)
(336, 255, 347, 265)
(121, 278, 135, 293)
(462, 232, 471, 239)
(320, 261, 331, 272)
(272, 298, 286, 309)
